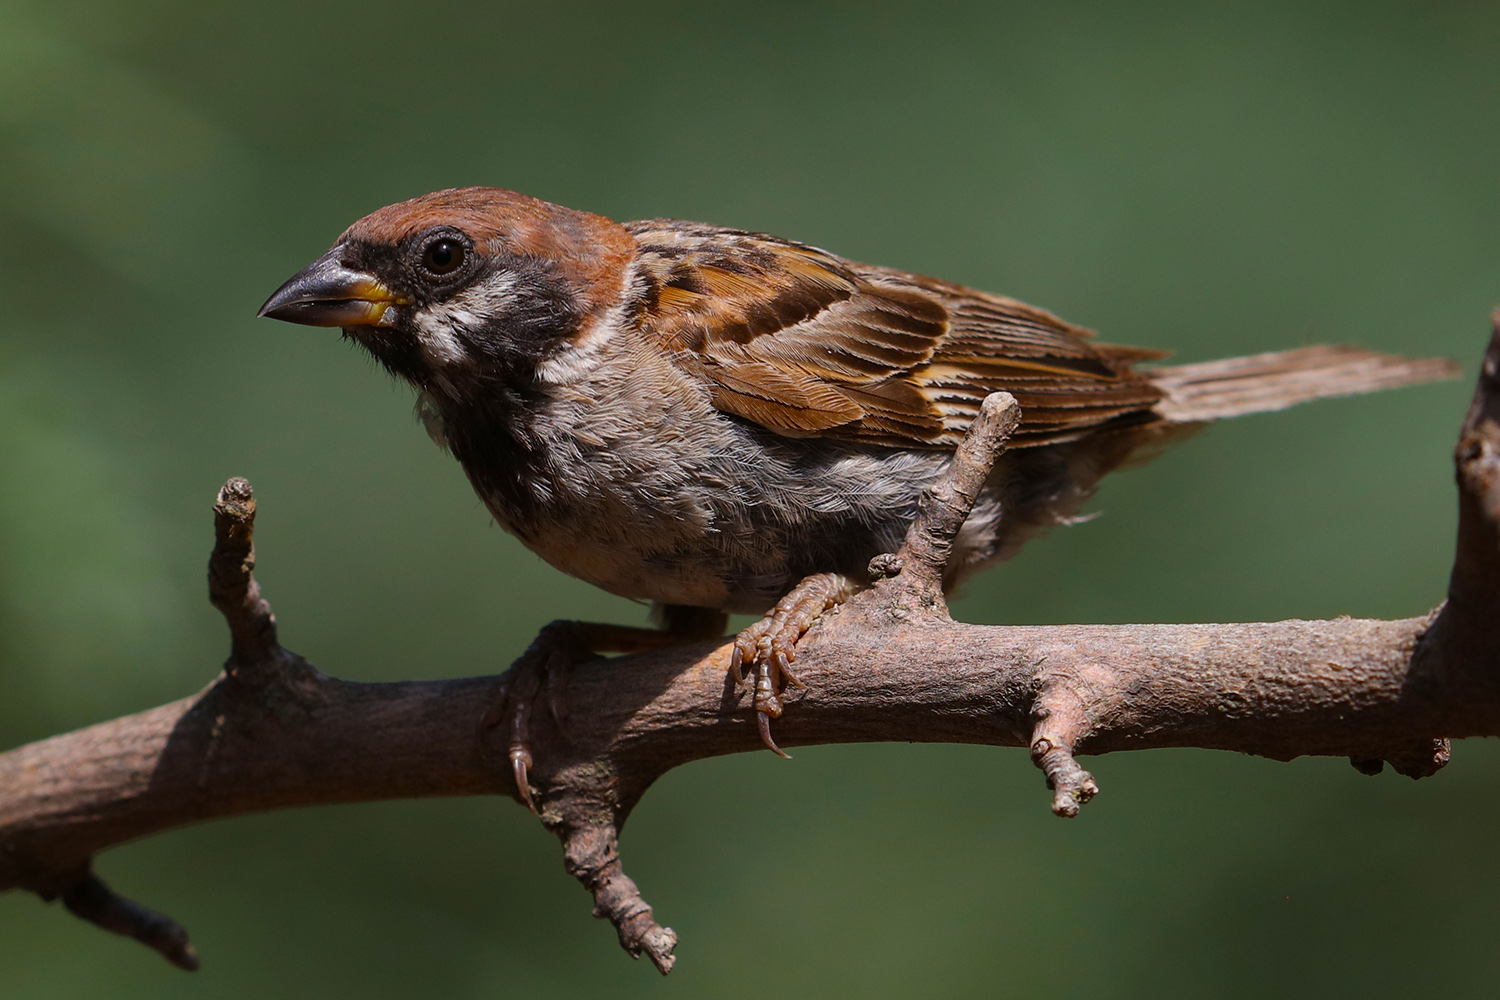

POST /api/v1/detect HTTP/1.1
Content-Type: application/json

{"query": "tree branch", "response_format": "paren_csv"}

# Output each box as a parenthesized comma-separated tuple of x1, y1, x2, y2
(2, 319, 1496, 975)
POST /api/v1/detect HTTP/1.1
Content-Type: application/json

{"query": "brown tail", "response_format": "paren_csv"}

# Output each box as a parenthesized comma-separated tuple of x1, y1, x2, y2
(1151, 345, 1460, 423)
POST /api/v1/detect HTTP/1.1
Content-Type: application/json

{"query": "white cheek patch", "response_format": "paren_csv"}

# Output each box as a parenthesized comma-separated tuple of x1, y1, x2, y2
(408, 273, 519, 367)
(409, 310, 469, 365)
(533, 301, 625, 386)
(532, 263, 642, 386)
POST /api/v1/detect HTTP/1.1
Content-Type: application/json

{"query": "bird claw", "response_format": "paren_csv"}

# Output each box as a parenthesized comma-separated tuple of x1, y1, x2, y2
(757, 710, 790, 759)
(481, 621, 590, 814)
(511, 748, 536, 813)
(731, 572, 857, 757)
(483, 617, 716, 813)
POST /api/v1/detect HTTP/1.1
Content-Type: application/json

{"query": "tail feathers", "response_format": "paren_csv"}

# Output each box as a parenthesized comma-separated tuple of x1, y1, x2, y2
(1151, 345, 1459, 423)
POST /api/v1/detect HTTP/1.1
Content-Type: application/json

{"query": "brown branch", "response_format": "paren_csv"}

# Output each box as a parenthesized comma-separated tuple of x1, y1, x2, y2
(2, 319, 1497, 975)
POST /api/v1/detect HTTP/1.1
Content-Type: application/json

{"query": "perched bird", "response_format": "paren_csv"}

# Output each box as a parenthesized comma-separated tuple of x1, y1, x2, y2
(260, 186, 1455, 797)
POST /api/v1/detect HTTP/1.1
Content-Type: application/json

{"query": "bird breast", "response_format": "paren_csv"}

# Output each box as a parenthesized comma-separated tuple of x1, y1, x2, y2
(440, 325, 978, 613)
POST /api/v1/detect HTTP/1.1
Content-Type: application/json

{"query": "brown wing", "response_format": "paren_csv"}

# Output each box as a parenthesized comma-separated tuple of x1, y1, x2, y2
(624, 220, 1166, 448)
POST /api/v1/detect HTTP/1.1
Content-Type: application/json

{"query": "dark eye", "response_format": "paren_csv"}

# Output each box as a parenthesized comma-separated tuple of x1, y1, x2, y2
(421, 237, 466, 276)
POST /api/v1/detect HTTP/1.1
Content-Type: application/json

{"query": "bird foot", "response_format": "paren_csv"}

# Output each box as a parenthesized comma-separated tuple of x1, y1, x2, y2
(482, 614, 727, 813)
(730, 572, 859, 757)
(480, 621, 593, 813)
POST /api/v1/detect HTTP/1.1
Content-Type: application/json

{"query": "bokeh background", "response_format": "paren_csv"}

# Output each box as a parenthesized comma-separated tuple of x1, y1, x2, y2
(2, 1, 1497, 997)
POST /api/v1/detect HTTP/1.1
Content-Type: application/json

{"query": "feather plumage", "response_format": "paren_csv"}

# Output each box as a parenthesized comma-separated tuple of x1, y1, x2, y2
(624, 220, 1167, 448)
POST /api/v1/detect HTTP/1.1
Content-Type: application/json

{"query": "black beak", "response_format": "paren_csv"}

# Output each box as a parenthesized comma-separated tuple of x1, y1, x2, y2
(257, 249, 407, 327)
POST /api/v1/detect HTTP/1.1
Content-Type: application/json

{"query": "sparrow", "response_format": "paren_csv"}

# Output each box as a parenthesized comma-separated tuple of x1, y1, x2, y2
(259, 186, 1456, 798)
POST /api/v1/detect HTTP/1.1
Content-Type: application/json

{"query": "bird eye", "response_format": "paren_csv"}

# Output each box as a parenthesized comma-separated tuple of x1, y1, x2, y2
(421, 237, 467, 276)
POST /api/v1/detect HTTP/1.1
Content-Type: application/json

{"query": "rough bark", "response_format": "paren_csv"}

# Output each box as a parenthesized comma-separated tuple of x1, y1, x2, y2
(2, 317, 1498, 976)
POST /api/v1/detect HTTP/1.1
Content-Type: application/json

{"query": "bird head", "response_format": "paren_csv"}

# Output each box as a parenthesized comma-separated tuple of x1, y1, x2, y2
(258, 187, 632, 389)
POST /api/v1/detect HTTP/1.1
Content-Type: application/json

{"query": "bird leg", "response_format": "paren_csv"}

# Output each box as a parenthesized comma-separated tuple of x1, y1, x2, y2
(483, 609, 727, 813)
(731, 572, 860, 757)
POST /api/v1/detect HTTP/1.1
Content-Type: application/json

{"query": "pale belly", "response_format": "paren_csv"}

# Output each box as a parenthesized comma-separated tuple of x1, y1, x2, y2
(479, 417, 1051, 615)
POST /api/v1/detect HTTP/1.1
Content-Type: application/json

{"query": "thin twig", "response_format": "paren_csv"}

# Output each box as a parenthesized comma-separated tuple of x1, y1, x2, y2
(48, 869, 199, 971)
(894, 391, 1022, 599)
(207, 478, 282, 673)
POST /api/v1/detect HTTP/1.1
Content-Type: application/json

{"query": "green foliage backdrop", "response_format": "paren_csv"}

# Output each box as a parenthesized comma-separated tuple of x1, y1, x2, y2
(2, 2, 1496, 996)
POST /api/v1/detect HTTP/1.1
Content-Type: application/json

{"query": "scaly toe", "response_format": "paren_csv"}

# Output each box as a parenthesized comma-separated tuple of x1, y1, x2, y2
(771, 647, 804, 689)
(728, 573, 859, 757)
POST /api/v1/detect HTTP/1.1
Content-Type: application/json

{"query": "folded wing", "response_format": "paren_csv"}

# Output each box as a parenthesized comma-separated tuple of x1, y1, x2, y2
(624, 220, 1166, 449)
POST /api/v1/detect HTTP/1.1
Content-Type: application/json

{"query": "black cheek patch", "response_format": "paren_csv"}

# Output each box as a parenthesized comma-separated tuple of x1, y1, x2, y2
(456, 256, 584, 372)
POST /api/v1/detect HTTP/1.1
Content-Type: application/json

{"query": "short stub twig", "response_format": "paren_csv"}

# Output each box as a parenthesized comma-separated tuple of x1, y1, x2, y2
(555, 815, 677, 974)
(1030, 737, 1099, 818)
(208, 478, 283, 673)
(892, 391, 1022, 601)
(45, 869, 199, 971)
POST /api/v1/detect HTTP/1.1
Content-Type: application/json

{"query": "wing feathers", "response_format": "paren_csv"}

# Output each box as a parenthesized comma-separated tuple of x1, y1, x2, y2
(625, 220, 1165, 448)
(704, 355, 864, 433)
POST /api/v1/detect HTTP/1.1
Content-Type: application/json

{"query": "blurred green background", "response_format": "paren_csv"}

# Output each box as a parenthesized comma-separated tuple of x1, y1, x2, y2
(2, 1, 1496, 996)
